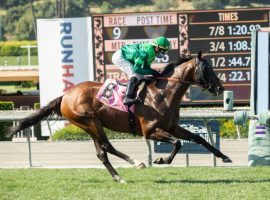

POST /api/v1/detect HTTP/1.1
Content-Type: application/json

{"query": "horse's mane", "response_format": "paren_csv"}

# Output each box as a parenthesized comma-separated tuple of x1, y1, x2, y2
(159, 55, 193, 77)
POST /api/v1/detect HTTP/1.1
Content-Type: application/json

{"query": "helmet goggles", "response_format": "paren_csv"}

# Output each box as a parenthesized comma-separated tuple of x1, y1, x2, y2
(152, 36, 171, 54)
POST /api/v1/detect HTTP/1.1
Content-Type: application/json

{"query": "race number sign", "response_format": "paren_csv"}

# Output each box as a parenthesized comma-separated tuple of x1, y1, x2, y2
(92, 12, 179, 81)
(92, 8, 270, 104)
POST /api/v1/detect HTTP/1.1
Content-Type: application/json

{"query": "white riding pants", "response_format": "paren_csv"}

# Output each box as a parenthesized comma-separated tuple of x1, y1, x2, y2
(112, 49, 143, 79)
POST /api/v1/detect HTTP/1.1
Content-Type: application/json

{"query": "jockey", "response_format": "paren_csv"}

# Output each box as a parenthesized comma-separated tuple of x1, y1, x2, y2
(112, 36, 171, 105)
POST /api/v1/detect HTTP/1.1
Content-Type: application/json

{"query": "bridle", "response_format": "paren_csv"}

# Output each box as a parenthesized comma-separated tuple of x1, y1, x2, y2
(156, 59, 212, 89)
(157, 77, 211, 89)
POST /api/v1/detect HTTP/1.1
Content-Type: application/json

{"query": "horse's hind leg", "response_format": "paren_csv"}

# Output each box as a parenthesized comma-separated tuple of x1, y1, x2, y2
(91, 123, 146, 169)
(83, 118, 145, 183)
(148, 128, 182, 164)
(103, 141, 146, 169)
(78, 121, 127, 183)
(171, 125, 232, 163)
(92, 137, 126, 183)
(70, 116, 126, 182)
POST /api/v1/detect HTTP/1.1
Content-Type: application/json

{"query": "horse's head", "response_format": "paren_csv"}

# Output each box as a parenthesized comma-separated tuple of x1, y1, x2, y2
(193, 51, 224, 96)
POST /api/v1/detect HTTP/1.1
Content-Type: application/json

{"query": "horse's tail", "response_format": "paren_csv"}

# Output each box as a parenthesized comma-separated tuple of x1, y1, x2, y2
(5, 96, 63, 138)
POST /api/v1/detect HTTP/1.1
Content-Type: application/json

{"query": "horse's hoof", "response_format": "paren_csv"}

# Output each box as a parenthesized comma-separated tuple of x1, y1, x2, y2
(136, 162, 146, 169)
(222, 157, 233, 163)
(119, 179, 127, 184)
(154, 157, 165, 164)
(134, 160, 146, 169)
(114, 175, 126, 184)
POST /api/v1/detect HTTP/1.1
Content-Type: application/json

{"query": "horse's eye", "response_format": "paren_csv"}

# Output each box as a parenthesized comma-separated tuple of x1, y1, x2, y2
(203, 65, 209, 72)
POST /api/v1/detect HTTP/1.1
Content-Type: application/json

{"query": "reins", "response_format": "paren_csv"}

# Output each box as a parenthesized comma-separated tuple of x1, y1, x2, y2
(155, 56, 212, 89)
(157, 77, 200, 86)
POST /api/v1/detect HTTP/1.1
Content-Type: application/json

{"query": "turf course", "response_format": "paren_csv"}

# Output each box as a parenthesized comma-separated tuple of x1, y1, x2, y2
(0, 56, 38, 66)
(0, 167, 270, 199)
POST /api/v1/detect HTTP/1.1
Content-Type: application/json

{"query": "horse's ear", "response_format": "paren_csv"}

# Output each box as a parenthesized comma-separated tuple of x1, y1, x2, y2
(198, 51, 202, 59)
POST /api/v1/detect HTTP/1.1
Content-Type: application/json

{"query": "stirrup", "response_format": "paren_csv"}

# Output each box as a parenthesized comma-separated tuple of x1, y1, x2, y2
(135, 96, 143, 103)
(123, 97, 140, 105)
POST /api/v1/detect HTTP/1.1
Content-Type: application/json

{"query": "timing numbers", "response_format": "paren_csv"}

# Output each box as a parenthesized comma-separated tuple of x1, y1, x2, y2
(229, 71, 250, 82)
(217, 71, 251, 83)
(228, 56, 251, 67)
(209, 26, 225, 36)
(228, 40, 251, 51)
(227, 24, 261, 36)
(210, 57, 226, 67)
(211, 56, 251, 67)
(209, 40, 251, 52)
(208, 24, 262, 36)
(217, 72, 227, 83)
(210, 41, 225, 52)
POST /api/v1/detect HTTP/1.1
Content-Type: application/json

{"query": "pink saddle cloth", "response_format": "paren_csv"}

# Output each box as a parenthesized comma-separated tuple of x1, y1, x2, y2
(96, 79, 135, 113)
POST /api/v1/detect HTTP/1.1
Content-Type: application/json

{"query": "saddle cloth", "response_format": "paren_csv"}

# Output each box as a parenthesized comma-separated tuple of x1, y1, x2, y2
(96, 79, 135, 113)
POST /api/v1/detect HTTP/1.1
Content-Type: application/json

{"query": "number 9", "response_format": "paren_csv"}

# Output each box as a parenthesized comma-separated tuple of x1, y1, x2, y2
(113, 27, 121, 39)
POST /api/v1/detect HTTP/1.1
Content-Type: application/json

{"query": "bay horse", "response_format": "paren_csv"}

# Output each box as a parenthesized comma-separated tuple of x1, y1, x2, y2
(6, 51, 232, 183)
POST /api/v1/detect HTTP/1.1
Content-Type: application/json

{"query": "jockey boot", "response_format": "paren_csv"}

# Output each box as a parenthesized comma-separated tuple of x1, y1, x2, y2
(123, 77, 140, 105)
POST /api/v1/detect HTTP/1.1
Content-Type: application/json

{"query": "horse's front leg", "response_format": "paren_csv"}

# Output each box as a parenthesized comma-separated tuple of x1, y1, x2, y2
(148, 128, 182, 164)
(171, 125, 232, 163)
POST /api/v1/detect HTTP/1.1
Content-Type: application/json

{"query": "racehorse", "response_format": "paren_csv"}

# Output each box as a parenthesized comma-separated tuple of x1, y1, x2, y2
(6, 51, 232, 183)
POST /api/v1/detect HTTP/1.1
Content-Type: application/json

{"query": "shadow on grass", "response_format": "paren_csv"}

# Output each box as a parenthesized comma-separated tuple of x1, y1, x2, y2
(155, 179, 270, 184)
(71, 177, 136, 184)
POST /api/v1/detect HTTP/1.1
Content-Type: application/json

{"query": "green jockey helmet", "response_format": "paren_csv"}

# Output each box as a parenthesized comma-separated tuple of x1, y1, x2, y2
(152, 36, 171, 53)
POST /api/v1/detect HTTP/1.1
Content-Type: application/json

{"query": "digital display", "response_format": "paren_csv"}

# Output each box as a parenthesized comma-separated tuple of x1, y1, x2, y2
(92, 8, 270, 105)
(187, 9, 269, 103)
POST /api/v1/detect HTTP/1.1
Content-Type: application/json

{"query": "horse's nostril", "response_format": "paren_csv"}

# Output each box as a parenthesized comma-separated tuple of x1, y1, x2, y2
(216, 86, 224, 95)
(217, 86, 224, 91)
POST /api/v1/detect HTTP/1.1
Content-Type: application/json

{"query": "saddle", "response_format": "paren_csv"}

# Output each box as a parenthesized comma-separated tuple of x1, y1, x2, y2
(96, 79, 135, 113)
(96, 79, 146, 134)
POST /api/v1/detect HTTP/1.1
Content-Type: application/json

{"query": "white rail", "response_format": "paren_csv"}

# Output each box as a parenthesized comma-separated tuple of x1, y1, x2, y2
(0, 107, 252, 167)
(0, 107, 251, 121)
(0, 110, 60, 121)
(0, 66, 38, 71)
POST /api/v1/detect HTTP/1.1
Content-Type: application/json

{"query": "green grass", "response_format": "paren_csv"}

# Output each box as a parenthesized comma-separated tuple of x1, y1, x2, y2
(0, 85, 37, 93)
(0, 167, 270, 200)
(0, 56, 38, 66)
